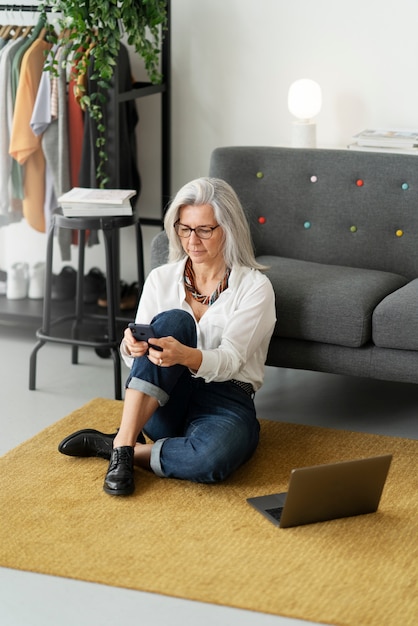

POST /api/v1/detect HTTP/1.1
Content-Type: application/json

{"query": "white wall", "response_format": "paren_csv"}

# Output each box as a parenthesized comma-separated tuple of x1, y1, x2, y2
(2, 0, 418, 280)
(171, 0, 418, 185)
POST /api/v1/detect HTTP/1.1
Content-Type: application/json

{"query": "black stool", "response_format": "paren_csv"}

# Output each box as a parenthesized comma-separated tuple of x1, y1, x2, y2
(29, 213, 144, 400)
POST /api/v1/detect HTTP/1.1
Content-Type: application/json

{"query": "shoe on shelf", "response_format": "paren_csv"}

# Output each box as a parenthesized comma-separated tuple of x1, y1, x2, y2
(28, 262, 46, 299)
(103, 446, 135, 496)
(58, 428, 146, 460)
(120, 281, 140, 310)
(0, 269, 7, 295)
(6, 262, 29, 299)
(83, 267, 106, 304)
(97, 279, 128, 308)
(51, 265, 76, 300)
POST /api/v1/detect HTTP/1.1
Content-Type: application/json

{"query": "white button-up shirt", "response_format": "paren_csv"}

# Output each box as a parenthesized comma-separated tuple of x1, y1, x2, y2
(121, 258, 276, 391)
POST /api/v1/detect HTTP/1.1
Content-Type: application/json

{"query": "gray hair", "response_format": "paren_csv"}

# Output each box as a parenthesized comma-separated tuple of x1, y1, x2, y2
(163, 177, 267, 270)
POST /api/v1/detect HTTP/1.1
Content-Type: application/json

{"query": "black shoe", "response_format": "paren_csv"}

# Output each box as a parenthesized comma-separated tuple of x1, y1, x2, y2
(120, 282, 139, 310)
(58, 429, 146, 459)
(51, 265, 76, 300)
(103, 446, 135, 496)
(83, 267, 106, 304)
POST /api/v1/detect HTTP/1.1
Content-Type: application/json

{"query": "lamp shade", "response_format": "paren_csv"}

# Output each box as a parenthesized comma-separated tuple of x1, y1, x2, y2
(288, 79, 322, 121)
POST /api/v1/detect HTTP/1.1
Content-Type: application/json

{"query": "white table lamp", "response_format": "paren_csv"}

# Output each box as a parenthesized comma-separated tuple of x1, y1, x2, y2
(288, 79, 322, 148)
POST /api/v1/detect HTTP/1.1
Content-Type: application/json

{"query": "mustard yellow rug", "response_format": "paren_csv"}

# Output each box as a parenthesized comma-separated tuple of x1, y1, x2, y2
(1, 398, 417, 625)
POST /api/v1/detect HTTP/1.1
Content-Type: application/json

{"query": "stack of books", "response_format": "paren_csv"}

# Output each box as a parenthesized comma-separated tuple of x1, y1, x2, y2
(58, 188, 137, 217)
(348, 129, 418, 155)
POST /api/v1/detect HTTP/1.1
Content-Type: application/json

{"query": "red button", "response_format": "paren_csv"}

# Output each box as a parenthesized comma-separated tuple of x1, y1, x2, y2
(356, 179, 364, 187)
(258, 216, 266, 224)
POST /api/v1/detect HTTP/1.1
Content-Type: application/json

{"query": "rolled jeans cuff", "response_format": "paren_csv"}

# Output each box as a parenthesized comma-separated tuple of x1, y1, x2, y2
(149, 437, 168, 477)
(127, 376, 169, 406)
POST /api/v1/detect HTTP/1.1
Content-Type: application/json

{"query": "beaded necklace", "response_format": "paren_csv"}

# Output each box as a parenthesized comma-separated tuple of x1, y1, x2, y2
(184, 257, 231, 306)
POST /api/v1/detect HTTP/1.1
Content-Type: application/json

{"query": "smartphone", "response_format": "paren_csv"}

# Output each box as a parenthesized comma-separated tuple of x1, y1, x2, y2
(128, 323, 155, 343)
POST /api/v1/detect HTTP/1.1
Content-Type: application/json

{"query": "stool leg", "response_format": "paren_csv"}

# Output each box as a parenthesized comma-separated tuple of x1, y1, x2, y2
(71, 229, 86, 364)
(135, 219, 145, 293)
(41, 217, 55, 334)
(102, 227, 122, 400)
(29, 218, 55, 390)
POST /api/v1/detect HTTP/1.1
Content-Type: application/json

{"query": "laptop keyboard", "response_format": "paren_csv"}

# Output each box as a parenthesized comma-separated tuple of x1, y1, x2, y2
(266, 506, 284, 522)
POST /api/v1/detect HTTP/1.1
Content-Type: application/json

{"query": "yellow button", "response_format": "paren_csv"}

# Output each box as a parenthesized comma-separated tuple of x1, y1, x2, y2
(256, 172, 264, 179)
(396, 230, 404, 237)
(350, 225, 357, 233)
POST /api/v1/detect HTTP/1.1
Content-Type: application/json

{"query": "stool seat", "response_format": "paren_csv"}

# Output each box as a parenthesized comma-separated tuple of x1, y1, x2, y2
(29, 211, 144, 400)
(53, 213, 140, 231)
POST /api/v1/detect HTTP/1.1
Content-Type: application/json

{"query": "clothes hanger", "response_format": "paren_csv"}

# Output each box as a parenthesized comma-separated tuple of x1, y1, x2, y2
(21, 24, 33, 39)
(12, 24, 25, 39)
(1, 24, 15, 39)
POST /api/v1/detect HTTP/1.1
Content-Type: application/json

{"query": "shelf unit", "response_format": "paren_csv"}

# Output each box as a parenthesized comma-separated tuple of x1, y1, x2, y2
(115, 0, 171, 224)
(0, 295, 134, 325)
(0, 1, 171, 324)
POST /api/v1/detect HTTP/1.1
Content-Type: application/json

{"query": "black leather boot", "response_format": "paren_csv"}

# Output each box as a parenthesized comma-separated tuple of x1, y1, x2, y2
(58, 429, 145, 459)
(103, 446, 135, 496)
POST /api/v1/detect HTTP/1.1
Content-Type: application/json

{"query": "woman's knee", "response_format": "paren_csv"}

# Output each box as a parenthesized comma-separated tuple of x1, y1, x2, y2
(151, 309, 197, 346)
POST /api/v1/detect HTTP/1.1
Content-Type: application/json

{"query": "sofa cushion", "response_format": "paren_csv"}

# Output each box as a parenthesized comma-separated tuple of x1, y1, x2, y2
(373, 279, 418, 350)
(257, 256, 408, 348)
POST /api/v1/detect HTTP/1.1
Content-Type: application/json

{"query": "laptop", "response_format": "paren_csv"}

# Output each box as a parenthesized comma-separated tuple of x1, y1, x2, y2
(247, 454, 392, 528)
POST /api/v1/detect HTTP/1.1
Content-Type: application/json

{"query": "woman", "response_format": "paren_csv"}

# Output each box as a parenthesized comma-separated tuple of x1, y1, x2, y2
(59, 177, 276, 496)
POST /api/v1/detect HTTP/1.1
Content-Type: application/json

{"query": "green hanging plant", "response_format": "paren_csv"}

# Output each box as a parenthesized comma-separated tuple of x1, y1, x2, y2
(40, 0, 168, 187)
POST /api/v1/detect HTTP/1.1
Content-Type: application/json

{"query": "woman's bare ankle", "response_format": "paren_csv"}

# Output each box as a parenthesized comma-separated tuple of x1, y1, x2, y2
(134, 442, 152, 470)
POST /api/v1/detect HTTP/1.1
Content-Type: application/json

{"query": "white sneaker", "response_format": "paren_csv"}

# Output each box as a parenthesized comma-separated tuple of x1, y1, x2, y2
(28, 262, 46, 299)
(6, 262, 29, 299)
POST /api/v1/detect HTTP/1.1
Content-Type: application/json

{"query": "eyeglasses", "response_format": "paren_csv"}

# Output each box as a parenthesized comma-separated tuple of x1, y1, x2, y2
(174, 222, 220, 239)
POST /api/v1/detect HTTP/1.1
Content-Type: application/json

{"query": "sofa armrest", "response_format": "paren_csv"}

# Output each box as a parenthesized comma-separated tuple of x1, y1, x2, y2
(150, 230, 169, 269)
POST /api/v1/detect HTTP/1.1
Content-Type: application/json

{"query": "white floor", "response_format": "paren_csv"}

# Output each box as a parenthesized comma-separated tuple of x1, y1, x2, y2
(1, 321, 417, 626)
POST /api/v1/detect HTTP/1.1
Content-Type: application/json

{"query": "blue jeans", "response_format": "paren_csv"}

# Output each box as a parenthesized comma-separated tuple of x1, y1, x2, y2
(126, 309, 260, 483)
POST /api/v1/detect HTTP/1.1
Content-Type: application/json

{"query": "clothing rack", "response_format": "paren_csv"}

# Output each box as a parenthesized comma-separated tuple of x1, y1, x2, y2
(0, 0, 171, 325)
(0, 4, 51, 11)
(0, 4, 52, 13)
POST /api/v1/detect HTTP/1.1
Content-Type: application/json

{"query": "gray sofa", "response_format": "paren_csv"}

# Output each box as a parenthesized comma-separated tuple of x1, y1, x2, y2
(151, 146, 418, 385)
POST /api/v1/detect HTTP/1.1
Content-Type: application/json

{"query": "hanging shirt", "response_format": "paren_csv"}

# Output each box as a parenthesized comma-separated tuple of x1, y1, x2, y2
(30, 43, 59, 231)
(9, 16, 46, 201)
(9, 37, 52, 232)
(0, 37, 26, 223)
(31, 43, 72, 259)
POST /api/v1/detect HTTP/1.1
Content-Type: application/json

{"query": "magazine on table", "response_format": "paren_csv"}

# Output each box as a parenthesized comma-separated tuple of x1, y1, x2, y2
(347, 142, 418, 155)
(353, 129, 418, 149)
(58, 188, 136, 217)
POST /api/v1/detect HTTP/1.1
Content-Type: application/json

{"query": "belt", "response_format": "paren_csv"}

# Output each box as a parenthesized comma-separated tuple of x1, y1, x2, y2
(230, 379, 255, 397)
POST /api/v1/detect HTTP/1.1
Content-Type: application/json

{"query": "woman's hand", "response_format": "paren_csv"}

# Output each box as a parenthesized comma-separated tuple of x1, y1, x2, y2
(123, 326, 149, 358)
(148, 336, 202, 372)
